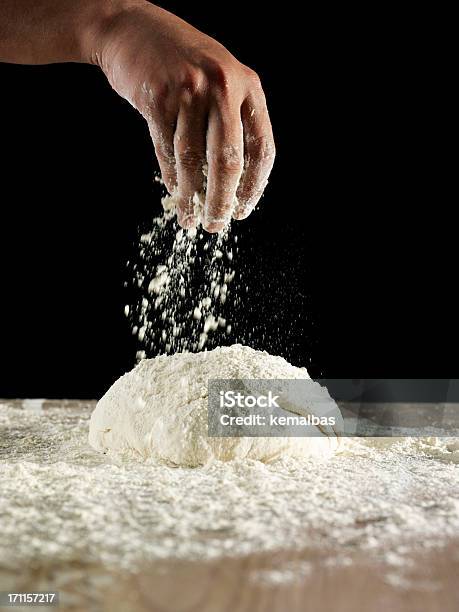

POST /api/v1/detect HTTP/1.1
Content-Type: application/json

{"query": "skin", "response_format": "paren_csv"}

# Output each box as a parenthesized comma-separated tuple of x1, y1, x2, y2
(0, 0, 275, 232)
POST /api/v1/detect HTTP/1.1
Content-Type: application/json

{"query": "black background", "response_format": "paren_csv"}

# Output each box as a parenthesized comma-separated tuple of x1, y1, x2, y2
(0, 2, 454, 398)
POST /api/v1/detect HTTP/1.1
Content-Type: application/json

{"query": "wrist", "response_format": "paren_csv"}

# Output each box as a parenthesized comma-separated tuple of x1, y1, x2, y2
(77, 0, 147, 65)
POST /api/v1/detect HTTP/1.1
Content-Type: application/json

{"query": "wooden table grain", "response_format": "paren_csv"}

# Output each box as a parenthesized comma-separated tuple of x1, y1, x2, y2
(73, 543, 459, 612)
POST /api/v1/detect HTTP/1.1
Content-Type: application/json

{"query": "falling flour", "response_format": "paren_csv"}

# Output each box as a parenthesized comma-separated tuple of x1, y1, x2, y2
(125, 191, 239, 359)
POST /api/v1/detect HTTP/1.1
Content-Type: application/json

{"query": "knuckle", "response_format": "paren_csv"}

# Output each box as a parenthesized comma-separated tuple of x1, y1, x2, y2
(243, 66, 262, 89)
(178, 68, 205, 99)
(137, 81, 170, 117)
(176, 147, 205, 170)
(248, 135, 276, 165)
(152, 81, 170, 103)
(206, 61, 235, 97)
(154, 141, 175, 166)
(213, 144, 243, 173)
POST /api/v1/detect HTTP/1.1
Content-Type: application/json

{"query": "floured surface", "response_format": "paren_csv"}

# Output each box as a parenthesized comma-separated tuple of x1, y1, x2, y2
(1, 400, 459, 594)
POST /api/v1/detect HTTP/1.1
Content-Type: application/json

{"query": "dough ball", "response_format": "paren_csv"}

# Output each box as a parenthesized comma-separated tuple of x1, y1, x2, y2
(89, 345, 342, 467)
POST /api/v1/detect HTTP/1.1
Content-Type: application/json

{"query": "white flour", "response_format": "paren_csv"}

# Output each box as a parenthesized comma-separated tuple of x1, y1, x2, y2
(88, 345, 342, 466)
(124, 183, 306, 365)
(126, 192, 238, 359)
(1, 400, 458, 582)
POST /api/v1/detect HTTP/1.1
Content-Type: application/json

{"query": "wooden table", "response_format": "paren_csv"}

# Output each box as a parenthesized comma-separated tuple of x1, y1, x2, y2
(31, 543, 456, 612)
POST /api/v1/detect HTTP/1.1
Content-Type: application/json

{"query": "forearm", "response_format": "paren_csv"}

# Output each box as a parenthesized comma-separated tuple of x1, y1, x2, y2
(0, 0, 132, 64)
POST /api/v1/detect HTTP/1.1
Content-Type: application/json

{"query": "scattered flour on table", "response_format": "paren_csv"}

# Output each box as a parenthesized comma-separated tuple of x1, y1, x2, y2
(88, 345, 342, 466)
(1, 400, 458, 584)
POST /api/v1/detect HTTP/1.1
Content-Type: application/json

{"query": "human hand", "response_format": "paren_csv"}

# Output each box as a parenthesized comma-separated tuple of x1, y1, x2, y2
(94, 2, 275, 232)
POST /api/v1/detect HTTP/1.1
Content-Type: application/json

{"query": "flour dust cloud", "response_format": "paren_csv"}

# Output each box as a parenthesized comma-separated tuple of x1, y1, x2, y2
(124, 187, 308, 364)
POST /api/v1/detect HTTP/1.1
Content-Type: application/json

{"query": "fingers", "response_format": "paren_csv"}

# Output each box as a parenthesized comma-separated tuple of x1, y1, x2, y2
(174, 102, 207, 229)
(234, 94, 276, 220)
(204, 104, 244, 233)
(145, 99, 178, 194)
(143, 69, 273, 232)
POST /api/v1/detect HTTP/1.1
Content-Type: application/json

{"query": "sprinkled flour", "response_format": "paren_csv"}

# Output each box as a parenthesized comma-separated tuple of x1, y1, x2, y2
(125, 192, 239, 359)
(1, 400, 458, 583)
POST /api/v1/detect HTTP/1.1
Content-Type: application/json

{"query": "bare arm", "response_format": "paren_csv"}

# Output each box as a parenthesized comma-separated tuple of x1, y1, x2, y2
(0, 0, 116, 64)
(0, 0, 275, 232)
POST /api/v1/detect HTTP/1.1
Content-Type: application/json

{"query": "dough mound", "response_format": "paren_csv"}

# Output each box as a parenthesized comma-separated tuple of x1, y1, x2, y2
(89, 345, 341, 467)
